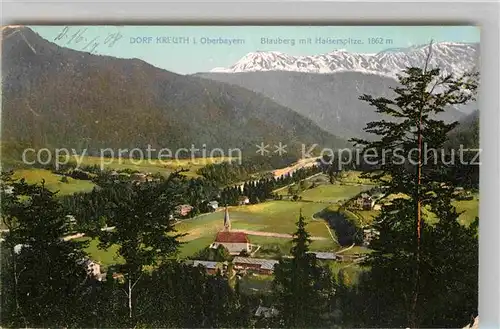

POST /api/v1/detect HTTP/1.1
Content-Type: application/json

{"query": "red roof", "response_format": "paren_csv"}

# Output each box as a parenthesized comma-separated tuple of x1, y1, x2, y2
(215, 231, 249, 243)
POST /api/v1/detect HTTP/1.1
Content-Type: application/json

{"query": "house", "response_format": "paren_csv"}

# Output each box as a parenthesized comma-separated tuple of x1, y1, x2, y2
(175, 204, 193, 217)
(238, 196, 250, 205)
(66, 215, 77, 232)
(373, 204, 382, 211)
(363, 228, 380, 246)
(208, 200, 219, 211)
(2, 185, 14, 195)
(355, 193, 375, 210)
(77, 258, 102, 280)
(112, 272, 125, 283)
(232, 257, 279, 275)
(13, 244, 30, 254)
(131, 172, 147, 182)
(255, 306, 279, 318)
(336, 254, 359, 262)
(191, 260, 224, 275)
(363, 197, 375, 210)
(307, 251, 338, 260)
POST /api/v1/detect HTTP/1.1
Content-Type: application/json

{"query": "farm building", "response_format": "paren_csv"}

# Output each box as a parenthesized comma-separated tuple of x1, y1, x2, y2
(191, 260, 224, 275)
(175, 204, 193, 217)
(76, 258, 102, 280)
(238, 196, 250, 205)
(355, 193, 375, 210)
(131, 172, 148, 182)
(255, 306, 279, 318)
(307, 251, 338, 260)
(13, 244, 30, 254)
(2, 185, 14, 195)
(233, 257, 279, 275)
(363, 228, 380, 246)
(208, 200, 219, 211)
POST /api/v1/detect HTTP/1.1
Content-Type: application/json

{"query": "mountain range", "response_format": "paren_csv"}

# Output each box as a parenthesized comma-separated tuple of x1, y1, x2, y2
(200, 42, 479, 140)
(1, 27, 479, 168)
(210, 42, 479, 79)
(1, 26, 348, 164)
(196, 70, 471, 140)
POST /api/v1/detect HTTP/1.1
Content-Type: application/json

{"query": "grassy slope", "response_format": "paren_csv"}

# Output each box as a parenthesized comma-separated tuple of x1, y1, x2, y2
(9, 156, 235, 196)
(12, 169, 96, 196)
(73, 171, 479, 266)
(68, 155, 235, 177)
(83, 200, 339, 264)
(76, 237, 124, 267)
(381, 193, 479, 227)
(453, 196, 479, 226)
(299, 184, 372, 203)
(176, 201, 338, 258)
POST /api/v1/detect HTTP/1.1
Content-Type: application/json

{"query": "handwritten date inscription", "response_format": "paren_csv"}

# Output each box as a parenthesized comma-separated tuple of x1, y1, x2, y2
(54, 26, 123, 54)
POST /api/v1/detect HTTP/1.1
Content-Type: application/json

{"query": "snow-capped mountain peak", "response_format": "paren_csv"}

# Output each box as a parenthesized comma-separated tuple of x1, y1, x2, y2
(211, 42, 479, 78)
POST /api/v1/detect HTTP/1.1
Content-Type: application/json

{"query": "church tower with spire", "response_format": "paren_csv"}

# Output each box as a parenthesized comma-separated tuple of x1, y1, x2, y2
(211, 206, 249, 255)
(223, 206, 231, 231)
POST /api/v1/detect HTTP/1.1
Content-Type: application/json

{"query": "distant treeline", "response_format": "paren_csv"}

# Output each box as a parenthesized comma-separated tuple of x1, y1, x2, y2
(197, 155, 297, 186)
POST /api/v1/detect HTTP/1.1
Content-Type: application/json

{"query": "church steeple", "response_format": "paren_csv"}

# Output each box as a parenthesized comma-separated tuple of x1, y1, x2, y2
(224, 206, 231, 231)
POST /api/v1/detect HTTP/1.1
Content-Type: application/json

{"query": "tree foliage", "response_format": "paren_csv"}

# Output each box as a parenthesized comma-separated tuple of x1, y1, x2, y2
(273, 212, 337, 328)
(347, 49, 479, 327)
(0, 173, 94, 328)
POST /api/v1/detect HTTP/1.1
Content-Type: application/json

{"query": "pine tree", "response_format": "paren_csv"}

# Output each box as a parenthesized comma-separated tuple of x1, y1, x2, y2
(272, 211, 336, 328)
(97, 171, 188, 324)
(1, 174, 92, 327)
(349, 44, 479, 327)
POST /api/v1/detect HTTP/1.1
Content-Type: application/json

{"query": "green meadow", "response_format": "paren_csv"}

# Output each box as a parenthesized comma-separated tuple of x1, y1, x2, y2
(39, 169, 477, 267)
(12, 169, 96, 196)
(80, 200, 339, 265)
(75, 237, 124, 268)
(67, 155, 235, 178)
(9, 156, 235, 196)
(176, 201, 339, 257)
(299, 183, 372, 203)
(380, 192, 479, 227)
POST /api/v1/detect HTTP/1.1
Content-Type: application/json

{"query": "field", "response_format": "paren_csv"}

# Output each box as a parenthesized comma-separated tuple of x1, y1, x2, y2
(453, 195, 480, 226)
(238, 274, 274, 294)
(335, 171, 378, 185)
(67, 155, 235, 178)
(177, 179, 378, 259)
(299, 184, 372, 203)
(324, 260, 367, 286)
(12, 169, 96, 196)
(381, 193, 479, 226)
(80, 200, 339, 264)
(9, 156, 235, 196)
(76, 237, 124, 268)
(65, 170, 478, 268)
(176, 201, 339, 258)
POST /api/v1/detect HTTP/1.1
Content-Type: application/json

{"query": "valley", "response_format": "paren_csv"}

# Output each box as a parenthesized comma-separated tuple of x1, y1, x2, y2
(0, 25, 481, 329)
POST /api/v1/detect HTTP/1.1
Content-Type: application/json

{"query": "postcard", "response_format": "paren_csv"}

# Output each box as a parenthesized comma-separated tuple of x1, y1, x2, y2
(1, 25, 480, 329)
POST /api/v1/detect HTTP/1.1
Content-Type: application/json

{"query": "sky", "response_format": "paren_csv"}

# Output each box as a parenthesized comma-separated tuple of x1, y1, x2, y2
(30, 25, 480, 75)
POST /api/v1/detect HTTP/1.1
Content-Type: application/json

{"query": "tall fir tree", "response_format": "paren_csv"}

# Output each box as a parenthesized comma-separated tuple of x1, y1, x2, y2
(1, 173, 93, 327)
(349, 44, 479, 327)
(97, 171, 188, 324)
(272, 211, 337, 328)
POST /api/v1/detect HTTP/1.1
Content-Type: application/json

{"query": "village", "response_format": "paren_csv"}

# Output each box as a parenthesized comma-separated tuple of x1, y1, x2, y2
(5, 160, 477, 292)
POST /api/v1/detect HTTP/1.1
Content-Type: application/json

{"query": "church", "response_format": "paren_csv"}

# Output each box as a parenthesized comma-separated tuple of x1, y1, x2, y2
(210, 207, 251, 255)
